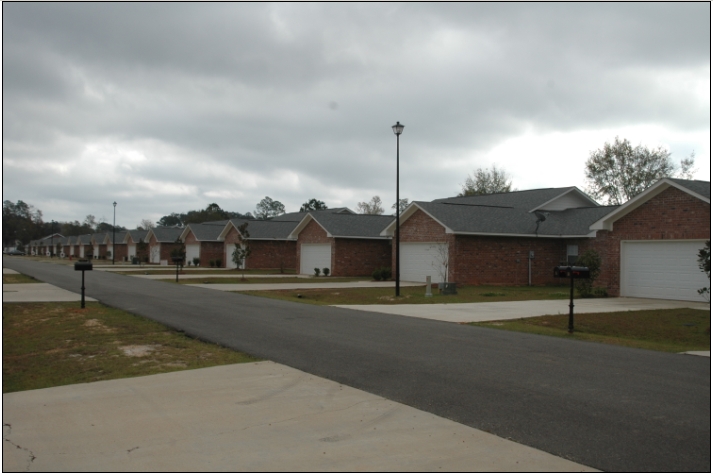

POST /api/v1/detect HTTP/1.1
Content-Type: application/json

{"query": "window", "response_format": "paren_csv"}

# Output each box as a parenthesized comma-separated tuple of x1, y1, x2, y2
(567, 245, 579, 265)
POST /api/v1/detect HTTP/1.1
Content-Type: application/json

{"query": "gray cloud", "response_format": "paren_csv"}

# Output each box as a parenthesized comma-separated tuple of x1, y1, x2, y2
(2, 3, 709, 227)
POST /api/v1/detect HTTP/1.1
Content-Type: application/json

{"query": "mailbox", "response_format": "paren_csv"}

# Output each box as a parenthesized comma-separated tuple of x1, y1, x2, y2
(171, 256, 184, 264)
(74, 261, 93, 271)
(553, 265, 590, 279)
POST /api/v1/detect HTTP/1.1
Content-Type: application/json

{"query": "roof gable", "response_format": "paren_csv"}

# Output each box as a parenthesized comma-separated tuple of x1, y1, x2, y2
(290, 212, 393, 239)
(590, 178, 711, 231)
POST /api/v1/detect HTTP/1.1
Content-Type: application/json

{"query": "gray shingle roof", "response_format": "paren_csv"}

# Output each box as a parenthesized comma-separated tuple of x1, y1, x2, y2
(668, 178, 711, 199)
(186, 223, 225, 241)
(126, 229, 149, 243)
(271, 208, 354, 222)
(414, 201, 618, 237)
(105, 231, 128, 244)
(432, 187, 577, 210)
(77, 234, 92, 245)
(228, 219, 299, 240)
(151, 227, 184, 243)
(91, 233, 108, 245)
(310, 213, 394, 238)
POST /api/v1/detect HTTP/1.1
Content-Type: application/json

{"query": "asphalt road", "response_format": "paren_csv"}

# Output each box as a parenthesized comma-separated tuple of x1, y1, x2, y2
(4, 259, 711, 472)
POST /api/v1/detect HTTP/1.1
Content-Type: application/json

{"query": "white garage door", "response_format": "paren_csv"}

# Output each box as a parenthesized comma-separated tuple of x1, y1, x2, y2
(621, 240, 709, 301)
(186, 244, 200, 264)
(300, 244, 331, 275)
(128, 244, 136, 258)
(400, 243, 448, 283)
(225, 244, 244, 269)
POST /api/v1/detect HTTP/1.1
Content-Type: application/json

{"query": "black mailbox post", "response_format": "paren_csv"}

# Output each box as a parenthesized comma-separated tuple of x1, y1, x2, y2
(553, 265, 590, 333)
(74, 260, 93, 308)
(171, 256, 184, 283)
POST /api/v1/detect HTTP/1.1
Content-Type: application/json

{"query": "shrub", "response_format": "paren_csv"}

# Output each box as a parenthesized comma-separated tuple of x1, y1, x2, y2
(322, 268, 330, 277)
(372, 268, 383, 281)
(575, 249, 602, 297)
(593, 287, 608, 298)
(215, 258, 222, 268)
(380, 267, 392, 280)
(193, 257, 200, 266)
(314, 268, 320, 276)
(209, 260, 215, 268)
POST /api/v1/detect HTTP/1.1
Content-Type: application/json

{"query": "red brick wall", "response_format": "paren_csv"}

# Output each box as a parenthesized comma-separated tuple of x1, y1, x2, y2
(246, 240, 297, 271)
(296, 220, 332, 273)
(583, 186, 711, 296)
(200, 242, 225, 268)
(160, 242, 184, 265)
(333, 238, 392, 277)
(452, 235, 570, 286)
(113, 244, 128, 262)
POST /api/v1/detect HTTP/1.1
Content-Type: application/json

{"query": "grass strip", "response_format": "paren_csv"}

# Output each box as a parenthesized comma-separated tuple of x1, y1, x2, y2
(3, 274, 42, 284)
(239, 284, 574, 305)
(3, 302, 259, 393)
(164, 277, 367, 285)
(469, 308, 710, 353)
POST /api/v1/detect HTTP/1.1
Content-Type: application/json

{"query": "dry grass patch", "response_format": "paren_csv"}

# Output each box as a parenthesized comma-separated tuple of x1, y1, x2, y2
(470, 308, 710, 353)
(3, 302, 259, 393)
(3, 273, 41, 284)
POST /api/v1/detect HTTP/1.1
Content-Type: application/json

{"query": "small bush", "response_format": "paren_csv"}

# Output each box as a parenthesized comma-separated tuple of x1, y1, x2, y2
(372, 268, 383, 281)
(314, 268, 320, 276)
(575, 250, 602, 297)
(322, 268, 330, 277)
(593, 287, 608, 298)
(215, 258, 222, 268)
(380, 267, 392, 280)
(193, 257, 200, 266)
(210, 260, 215, 268)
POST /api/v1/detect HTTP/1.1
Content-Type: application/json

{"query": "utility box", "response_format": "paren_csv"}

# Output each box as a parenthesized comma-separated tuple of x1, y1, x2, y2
(74, 261, 93, 271)
(553, 265, 590, 279)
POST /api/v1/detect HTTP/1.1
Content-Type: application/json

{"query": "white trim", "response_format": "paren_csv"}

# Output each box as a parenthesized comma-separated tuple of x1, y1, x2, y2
(217, 221, 244, 242)
(530, 187, 599, 212)
(332, 236, 391, 240)
(590, 179, 710, 231)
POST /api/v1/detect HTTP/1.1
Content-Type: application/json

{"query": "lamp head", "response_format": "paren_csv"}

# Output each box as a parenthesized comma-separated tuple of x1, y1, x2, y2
(392, 121, 404, 135)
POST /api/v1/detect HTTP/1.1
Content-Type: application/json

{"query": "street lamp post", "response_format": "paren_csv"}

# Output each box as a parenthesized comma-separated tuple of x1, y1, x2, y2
(392, 121, 404, 297)
(51, 220, 56, 258)
(112, 202, 117, 265)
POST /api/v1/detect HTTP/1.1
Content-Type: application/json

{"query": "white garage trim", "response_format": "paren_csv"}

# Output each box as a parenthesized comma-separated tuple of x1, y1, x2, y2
(621, 240, 709, 302)
(128, 244, 136, 258)
(225, 243, 244, 269)
(300, 243, 332, 275)
(400, 242, 448, 283)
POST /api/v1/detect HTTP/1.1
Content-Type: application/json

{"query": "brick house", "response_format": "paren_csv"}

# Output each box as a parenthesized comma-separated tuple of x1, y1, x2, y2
(179, 222, 229, 267)
(123, 229, 149, 262)
(76, 234, 93, 259)
(381, 187, 615, 286)
(289, 212, 394, 276)
(101, 231, 128, 262)
(585, 178, 710, 300)
(145, 227, 184, 265)
(381, 180, 710, 301)
(218, 218, 298, 271)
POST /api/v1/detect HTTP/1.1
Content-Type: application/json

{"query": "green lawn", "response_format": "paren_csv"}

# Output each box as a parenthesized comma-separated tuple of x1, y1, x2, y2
(3, 302, 259, 393)
(470, 308, 711, 353)
(127, 268, 296, 276)
(240, 284, 575, 305)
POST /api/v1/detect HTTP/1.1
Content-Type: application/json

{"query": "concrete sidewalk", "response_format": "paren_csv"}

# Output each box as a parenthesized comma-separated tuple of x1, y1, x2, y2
(3, 268, 20, 275)
(2, 283, 96, 303)
(187, 281, 425, 291)
(334, 297, 710, 323)
(2, 362, 595, 472)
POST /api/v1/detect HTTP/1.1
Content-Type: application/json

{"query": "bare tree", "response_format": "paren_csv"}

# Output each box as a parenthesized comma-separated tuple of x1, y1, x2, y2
(138, 219, 155, 231)
(391, 198, 410, 215)
(356, 196, 384, 215)
(585, 137, 696, 205)
(459, 165, 514, 196)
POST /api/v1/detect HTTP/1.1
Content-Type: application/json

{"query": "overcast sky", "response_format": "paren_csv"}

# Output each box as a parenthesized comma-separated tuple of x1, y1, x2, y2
(3, 3, 710, 228)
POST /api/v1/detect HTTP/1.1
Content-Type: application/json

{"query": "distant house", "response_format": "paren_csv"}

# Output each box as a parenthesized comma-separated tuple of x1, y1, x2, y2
(179, 222, 228, 267)
(289, 212, 394, 276)
(123, 229, 149, 261)
(145, 227, 184, 265)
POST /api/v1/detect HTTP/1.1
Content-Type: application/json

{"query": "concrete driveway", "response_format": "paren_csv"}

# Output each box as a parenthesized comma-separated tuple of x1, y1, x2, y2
(334, 297, 709, 323)
(2, 283, 96, 303)
(3, 362, 594, 472)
